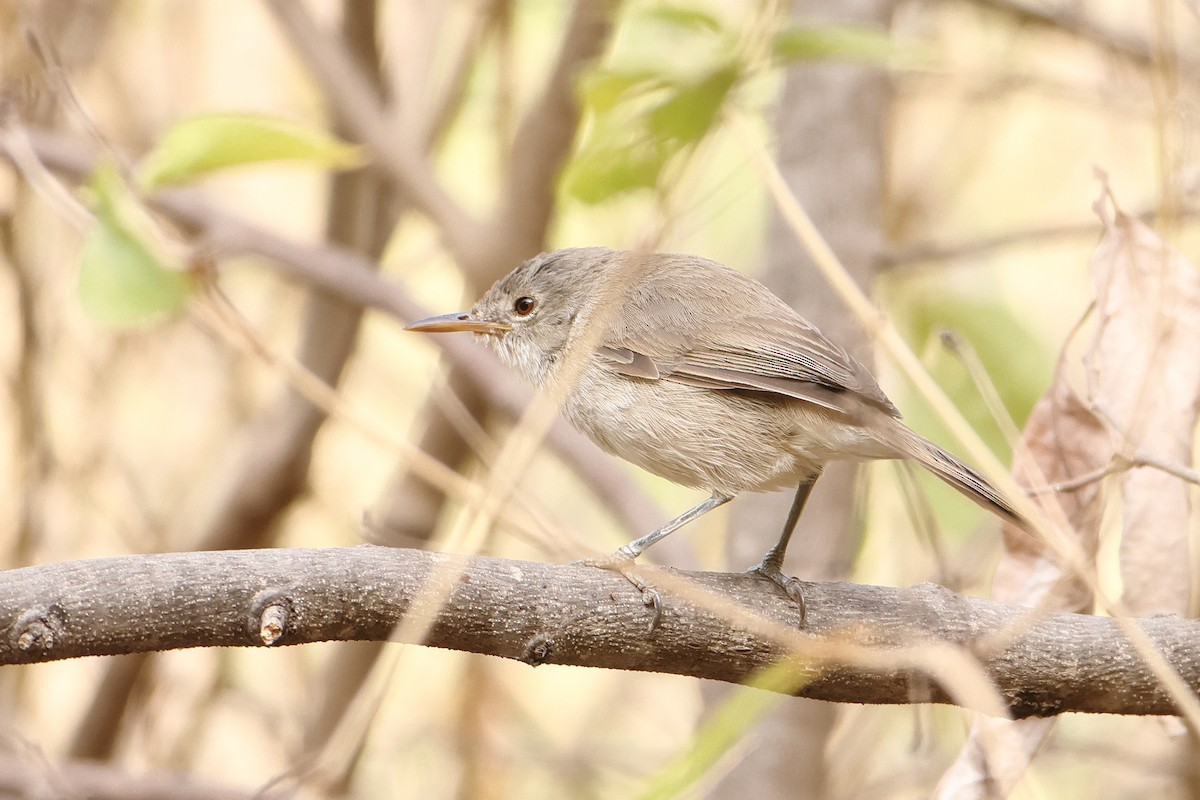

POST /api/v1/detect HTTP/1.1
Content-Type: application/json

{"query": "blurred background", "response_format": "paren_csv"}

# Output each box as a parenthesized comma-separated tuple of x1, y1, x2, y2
(0, 0, 1197, 798)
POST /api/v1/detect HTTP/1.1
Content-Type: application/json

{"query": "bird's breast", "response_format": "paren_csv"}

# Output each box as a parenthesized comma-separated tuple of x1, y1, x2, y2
(560, 365, 827, 495)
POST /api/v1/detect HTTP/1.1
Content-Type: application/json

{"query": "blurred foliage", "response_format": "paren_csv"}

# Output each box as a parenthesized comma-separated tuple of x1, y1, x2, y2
(638, 660, 811, 799)
(886, 263, 1054, 450)
(907, 296, 1050, 436)
(563, 4, 894, 204)
(770, 23, 896, 63)
(138, 112, 363, 191)
(78, 113, 361, 327)
(885, 274, 1054, 538)
(77, 161, 192, 326)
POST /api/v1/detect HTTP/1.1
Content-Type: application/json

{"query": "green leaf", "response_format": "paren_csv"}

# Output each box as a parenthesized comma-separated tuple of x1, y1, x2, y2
(138, 113, 363, 190)
(78, 163, 191, 326)
(78, 223, 191, 326)
(772, 24, 895, 64)
(579, 68, 668, 113)
(641, 5, 724, 33)
(561, 138, 673, 204)
(646, 65, 739, 142)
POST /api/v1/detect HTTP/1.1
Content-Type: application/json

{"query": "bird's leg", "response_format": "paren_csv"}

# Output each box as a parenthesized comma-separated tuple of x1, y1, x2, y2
(748, 473, 820, 624)
(619, 492, 734, 558)
(577, 492, 734, 632)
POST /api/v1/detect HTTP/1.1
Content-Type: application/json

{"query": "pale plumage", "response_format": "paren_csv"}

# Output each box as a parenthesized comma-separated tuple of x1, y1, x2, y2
(407, 247, 1021, 624)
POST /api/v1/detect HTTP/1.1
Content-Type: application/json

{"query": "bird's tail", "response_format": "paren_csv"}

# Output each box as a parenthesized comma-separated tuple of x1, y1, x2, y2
(892, 424, 1025, 527)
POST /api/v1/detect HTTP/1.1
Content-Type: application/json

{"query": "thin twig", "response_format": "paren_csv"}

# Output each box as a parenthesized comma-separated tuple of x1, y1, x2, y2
(1133, 451, 1200, 486)
(1034, 460, 1125, 494)
(939, 328, 1022, 446)
(1036, 451, 1200, 495)
(0, 122, 91, 232)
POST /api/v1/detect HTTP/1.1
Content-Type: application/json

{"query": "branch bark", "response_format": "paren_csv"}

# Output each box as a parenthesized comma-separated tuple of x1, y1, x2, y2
(2, 546, 1197, 718)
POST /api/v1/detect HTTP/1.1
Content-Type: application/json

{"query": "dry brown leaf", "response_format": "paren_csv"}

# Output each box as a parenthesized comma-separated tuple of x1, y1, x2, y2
(993, 364, 1110, 609)
(933, 179, 1200, 800)
(936, 359, 1113, 800)
(1086, 184, 1200, 615)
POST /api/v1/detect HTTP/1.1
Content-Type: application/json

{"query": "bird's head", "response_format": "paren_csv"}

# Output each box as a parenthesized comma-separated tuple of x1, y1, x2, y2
(405, 247, 618, 386)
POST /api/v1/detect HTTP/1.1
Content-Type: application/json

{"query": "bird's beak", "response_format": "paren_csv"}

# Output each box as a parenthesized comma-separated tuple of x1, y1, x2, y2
(404, 312, 512, 334)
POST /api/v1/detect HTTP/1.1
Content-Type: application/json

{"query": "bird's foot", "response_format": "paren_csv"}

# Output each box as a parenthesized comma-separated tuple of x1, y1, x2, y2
(573, 549, 663, 633)
(748, 561, 808, 626)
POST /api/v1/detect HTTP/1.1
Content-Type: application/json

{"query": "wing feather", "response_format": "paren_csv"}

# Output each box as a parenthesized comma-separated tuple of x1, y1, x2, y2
(593, 256, 899, 418)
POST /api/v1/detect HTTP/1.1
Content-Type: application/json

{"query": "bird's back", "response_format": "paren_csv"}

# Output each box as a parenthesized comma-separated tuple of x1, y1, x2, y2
(599, 253, 897, 417)
(558, 252, 904, 494)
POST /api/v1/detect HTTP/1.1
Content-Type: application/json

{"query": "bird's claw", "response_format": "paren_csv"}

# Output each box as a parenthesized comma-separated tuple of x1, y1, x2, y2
(574, 551, 663, 633)
(749, 561, 808, 626)
(639, 585, 664, 632)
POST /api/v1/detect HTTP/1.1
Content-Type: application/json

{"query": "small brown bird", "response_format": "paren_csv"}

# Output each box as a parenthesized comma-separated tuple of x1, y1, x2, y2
(406, 248, 1020, 622)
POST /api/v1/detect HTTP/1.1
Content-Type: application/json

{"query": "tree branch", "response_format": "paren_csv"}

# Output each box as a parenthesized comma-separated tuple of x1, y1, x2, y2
(263, 0, 482, 265)
(2, 546, 1197, 718)
(482, 0, 618, 280)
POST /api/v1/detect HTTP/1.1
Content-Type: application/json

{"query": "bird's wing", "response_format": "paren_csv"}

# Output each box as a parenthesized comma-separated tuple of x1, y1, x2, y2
(595, 277, 899, 418)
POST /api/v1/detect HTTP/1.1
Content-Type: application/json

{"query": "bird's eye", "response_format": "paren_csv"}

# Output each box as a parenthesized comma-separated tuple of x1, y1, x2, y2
(513, 296, 536, 316)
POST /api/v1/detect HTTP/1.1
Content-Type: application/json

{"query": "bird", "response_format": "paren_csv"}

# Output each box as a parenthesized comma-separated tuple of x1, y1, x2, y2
(405, 247, 1022, 624)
